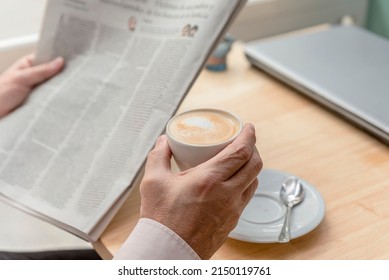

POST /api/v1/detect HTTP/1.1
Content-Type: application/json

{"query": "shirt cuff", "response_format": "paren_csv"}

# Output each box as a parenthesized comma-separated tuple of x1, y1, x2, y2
(113, 218, 200, 260)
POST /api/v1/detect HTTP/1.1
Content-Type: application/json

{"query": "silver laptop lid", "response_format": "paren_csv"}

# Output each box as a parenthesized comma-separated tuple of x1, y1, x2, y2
(245, 25, 389, 143)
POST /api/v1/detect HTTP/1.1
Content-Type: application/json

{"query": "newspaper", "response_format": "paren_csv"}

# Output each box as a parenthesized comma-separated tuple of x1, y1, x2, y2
(0, 0, 247, 241)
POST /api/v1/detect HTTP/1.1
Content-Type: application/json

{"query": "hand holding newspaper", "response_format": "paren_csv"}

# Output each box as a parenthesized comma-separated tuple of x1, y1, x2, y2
(0, 0, 247, 241)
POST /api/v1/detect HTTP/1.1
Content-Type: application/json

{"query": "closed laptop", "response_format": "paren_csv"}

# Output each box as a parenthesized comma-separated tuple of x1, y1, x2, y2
(245, 25, 389, 144)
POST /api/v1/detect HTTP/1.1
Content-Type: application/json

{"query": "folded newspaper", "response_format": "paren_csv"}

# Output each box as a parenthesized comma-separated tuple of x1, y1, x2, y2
(0, 0, 247, 242)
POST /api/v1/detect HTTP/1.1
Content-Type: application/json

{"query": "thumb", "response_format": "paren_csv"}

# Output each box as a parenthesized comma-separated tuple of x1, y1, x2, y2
(144, 135, 172, 176)
(20, 57, 64, 87)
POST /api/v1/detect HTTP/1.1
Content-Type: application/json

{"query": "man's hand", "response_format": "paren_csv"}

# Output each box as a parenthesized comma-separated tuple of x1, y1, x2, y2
(0, 54, 64, 118)
(140, 124, 263, 259)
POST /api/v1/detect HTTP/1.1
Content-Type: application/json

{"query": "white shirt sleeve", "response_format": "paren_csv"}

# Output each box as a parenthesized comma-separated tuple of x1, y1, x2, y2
(113, 218, 200, 260)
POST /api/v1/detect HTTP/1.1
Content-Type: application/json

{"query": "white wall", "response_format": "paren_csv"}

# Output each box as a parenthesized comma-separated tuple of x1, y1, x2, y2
(0, 0, 47, 41)
(0, 1, 47, 71)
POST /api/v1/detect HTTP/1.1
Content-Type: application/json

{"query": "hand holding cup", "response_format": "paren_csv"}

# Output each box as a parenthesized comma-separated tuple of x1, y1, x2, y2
(139, 109, 263, 259)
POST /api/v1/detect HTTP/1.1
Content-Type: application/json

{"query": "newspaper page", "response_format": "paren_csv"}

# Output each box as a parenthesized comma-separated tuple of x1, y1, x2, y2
(0, 0, 246, 241)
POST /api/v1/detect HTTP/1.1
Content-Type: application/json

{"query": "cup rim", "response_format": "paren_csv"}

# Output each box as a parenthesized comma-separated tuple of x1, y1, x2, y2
(166, 108, 243, 148)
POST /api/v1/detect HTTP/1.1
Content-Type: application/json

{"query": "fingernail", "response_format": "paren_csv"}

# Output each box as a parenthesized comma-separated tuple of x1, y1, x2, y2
(156, 135, 166, 145)
(52, 57, 64, 68)
(248, 123, 255, 130)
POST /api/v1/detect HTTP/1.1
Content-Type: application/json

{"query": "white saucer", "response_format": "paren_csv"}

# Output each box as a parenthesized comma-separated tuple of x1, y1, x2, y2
(229, 169, 325, 243)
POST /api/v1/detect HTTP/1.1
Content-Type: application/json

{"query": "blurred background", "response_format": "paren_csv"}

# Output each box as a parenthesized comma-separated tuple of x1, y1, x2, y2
(0, 0, 388, 253)
(1, 0, 387, 42)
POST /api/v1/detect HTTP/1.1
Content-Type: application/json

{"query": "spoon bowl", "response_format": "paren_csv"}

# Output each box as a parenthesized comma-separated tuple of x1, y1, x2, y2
(278, 177, 305, 242)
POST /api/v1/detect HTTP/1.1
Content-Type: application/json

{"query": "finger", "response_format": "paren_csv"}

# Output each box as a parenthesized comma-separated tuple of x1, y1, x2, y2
(22, 54, 36, 69)
(17, 57, 64, 87)
(144, 135, 172, 176)
(6, 54, 35, 72)
(202, 123, 256, 181)
(17, 54, 35, 69)
(226, 146, 262, 193)
(241, 177, 259, 207)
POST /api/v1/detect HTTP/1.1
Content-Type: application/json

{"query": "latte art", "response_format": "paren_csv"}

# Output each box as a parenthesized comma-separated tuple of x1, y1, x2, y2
(168, 110, 241, 145)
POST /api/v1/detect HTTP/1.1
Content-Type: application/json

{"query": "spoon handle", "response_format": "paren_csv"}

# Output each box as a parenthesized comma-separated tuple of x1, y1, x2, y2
(278, 205, 292, 243)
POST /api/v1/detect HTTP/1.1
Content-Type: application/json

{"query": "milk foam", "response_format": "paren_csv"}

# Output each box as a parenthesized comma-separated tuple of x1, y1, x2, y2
(183, 116, 214, 130)
(168, 110, 240, 145)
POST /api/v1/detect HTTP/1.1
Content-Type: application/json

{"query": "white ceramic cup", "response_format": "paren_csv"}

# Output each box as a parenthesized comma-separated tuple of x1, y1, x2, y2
(166, 108, 243, 170)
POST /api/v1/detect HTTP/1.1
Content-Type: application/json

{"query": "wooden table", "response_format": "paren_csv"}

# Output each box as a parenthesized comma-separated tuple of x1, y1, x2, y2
(94, 42, 389, 260)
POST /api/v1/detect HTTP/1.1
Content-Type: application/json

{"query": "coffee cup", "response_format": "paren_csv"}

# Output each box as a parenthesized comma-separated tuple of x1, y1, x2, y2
(166, 108, 243, 170)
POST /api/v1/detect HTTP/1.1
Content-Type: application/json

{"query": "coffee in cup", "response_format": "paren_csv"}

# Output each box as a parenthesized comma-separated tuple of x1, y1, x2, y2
(166, 108, 243, 170)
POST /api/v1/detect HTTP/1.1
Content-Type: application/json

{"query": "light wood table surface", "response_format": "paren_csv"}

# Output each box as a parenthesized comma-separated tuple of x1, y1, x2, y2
(94, 42, 389, 260)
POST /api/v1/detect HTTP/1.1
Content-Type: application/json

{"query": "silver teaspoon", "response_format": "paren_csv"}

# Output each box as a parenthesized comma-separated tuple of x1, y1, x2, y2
(278, 177, 305, 243)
